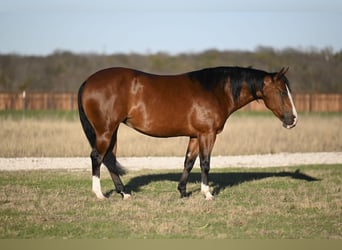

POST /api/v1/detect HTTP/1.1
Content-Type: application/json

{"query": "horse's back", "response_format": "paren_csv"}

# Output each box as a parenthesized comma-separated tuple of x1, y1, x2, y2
(84, 67, 137, 89)
(83, 67, 195, 105)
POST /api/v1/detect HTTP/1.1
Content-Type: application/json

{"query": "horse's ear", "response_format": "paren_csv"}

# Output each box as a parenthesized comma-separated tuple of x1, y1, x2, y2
(275, 67, 289, 80)
(281, 66, 289, 75)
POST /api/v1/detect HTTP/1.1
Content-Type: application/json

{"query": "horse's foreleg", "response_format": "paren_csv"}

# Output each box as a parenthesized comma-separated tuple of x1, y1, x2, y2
(91, 149, 106, 200)
(178, 137, 199, 198)
(199, 133, 216, 200)
(200, 156, 214, 200)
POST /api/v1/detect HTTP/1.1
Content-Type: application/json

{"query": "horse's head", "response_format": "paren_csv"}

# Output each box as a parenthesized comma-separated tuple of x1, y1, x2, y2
(262, 67, 297, 129)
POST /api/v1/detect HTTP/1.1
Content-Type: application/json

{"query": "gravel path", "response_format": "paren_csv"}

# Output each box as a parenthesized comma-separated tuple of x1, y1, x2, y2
(0, 152, 341, 171)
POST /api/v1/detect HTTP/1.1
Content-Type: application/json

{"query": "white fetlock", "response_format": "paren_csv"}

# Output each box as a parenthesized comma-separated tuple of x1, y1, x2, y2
(204, 192, 214, 200)
(201, 182, 214, 200)
(94, 191, 106, 200)
(92, 176, 106, 200)
(121, 192, 131, 200)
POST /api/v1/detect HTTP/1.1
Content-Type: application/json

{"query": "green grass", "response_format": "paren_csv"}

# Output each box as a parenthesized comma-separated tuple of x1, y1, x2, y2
(0, 110, 79, 121)
(1, 165, 341, 239)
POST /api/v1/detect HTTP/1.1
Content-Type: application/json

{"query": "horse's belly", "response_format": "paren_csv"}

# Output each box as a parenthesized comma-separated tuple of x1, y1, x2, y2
(124, 113, 192, 138)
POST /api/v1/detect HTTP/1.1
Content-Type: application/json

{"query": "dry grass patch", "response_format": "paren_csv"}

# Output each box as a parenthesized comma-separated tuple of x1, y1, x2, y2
(0, 118, 88, 157)
(0, 111, 341, 157)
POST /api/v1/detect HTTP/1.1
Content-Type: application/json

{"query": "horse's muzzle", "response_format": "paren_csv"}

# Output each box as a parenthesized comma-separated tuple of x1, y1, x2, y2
(283, 113, 297, 129)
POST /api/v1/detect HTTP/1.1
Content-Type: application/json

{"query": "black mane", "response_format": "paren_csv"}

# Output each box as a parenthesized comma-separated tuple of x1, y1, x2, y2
(188, 67, 268, 102)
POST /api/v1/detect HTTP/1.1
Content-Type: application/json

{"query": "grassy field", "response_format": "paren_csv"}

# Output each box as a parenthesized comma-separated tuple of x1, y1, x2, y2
(0, 111, 341, 157)
(0, 164, 341, 239)
(0, 111, 341, 239)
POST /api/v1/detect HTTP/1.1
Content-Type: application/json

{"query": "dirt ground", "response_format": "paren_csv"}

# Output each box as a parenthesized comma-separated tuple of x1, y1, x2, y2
(0, 152, 341, 171)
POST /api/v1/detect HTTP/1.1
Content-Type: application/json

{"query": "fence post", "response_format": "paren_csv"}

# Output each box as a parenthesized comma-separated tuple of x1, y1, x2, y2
(22, 90, 26, 111)
(70, 93, 74, 111)
(309, 94, 312, 112)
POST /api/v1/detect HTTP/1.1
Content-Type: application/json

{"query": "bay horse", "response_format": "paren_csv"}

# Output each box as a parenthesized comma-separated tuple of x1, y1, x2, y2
(78, 66, 297, 200)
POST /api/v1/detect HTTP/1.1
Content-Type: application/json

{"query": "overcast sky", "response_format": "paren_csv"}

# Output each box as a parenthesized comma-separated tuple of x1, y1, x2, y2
(1, 0, 341, 55)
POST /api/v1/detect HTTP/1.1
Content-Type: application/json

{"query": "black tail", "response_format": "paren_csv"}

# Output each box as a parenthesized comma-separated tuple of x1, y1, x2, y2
(78, 81, 96, 148)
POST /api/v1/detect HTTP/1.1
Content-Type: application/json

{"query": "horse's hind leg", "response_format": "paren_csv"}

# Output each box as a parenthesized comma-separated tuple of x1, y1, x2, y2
(103, 151, 131, 200)
(91, 149, 106, 199)
(102, 129, 130, 200)
(91, 127, 127, 200)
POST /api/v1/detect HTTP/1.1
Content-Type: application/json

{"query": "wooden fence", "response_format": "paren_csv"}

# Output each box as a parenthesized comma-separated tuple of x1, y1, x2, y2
(0, 92, 78, 111)
(0, 92, 341, 112)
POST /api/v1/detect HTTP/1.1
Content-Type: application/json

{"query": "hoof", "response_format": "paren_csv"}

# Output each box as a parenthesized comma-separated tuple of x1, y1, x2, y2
(96, 195, 108, 201)
(180, 192, 192, 199)
(95, 193, 107, 200)
(121, 192, 131, 200)
(201, 183, 214, 200)
(204, 192, 214, 200)
(205, 195, 214, 201)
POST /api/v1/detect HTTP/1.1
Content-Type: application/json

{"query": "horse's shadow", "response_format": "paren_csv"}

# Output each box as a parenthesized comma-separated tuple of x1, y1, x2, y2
(106, 169, 319, 197)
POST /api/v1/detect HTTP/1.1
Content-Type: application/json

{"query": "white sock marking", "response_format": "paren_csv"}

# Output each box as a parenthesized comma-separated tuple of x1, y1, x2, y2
(92, 176, 105, 199)
(201, 182, 214, 200)
(121, 192, 131, 200)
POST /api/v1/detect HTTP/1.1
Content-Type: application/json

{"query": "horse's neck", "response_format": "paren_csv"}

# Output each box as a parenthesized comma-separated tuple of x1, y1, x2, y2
(230, 91, 258, 114)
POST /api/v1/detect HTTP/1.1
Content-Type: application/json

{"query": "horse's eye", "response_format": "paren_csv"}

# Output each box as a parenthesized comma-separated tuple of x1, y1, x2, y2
(280, 90, 288, 97)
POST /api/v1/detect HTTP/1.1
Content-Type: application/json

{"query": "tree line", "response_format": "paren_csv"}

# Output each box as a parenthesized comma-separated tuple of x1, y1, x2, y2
(0, 47, 341, 93)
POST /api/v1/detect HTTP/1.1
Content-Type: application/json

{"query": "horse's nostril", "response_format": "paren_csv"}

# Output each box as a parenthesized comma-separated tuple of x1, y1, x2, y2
(292, 115, 296, 122)
(283, 113, 297, 129)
